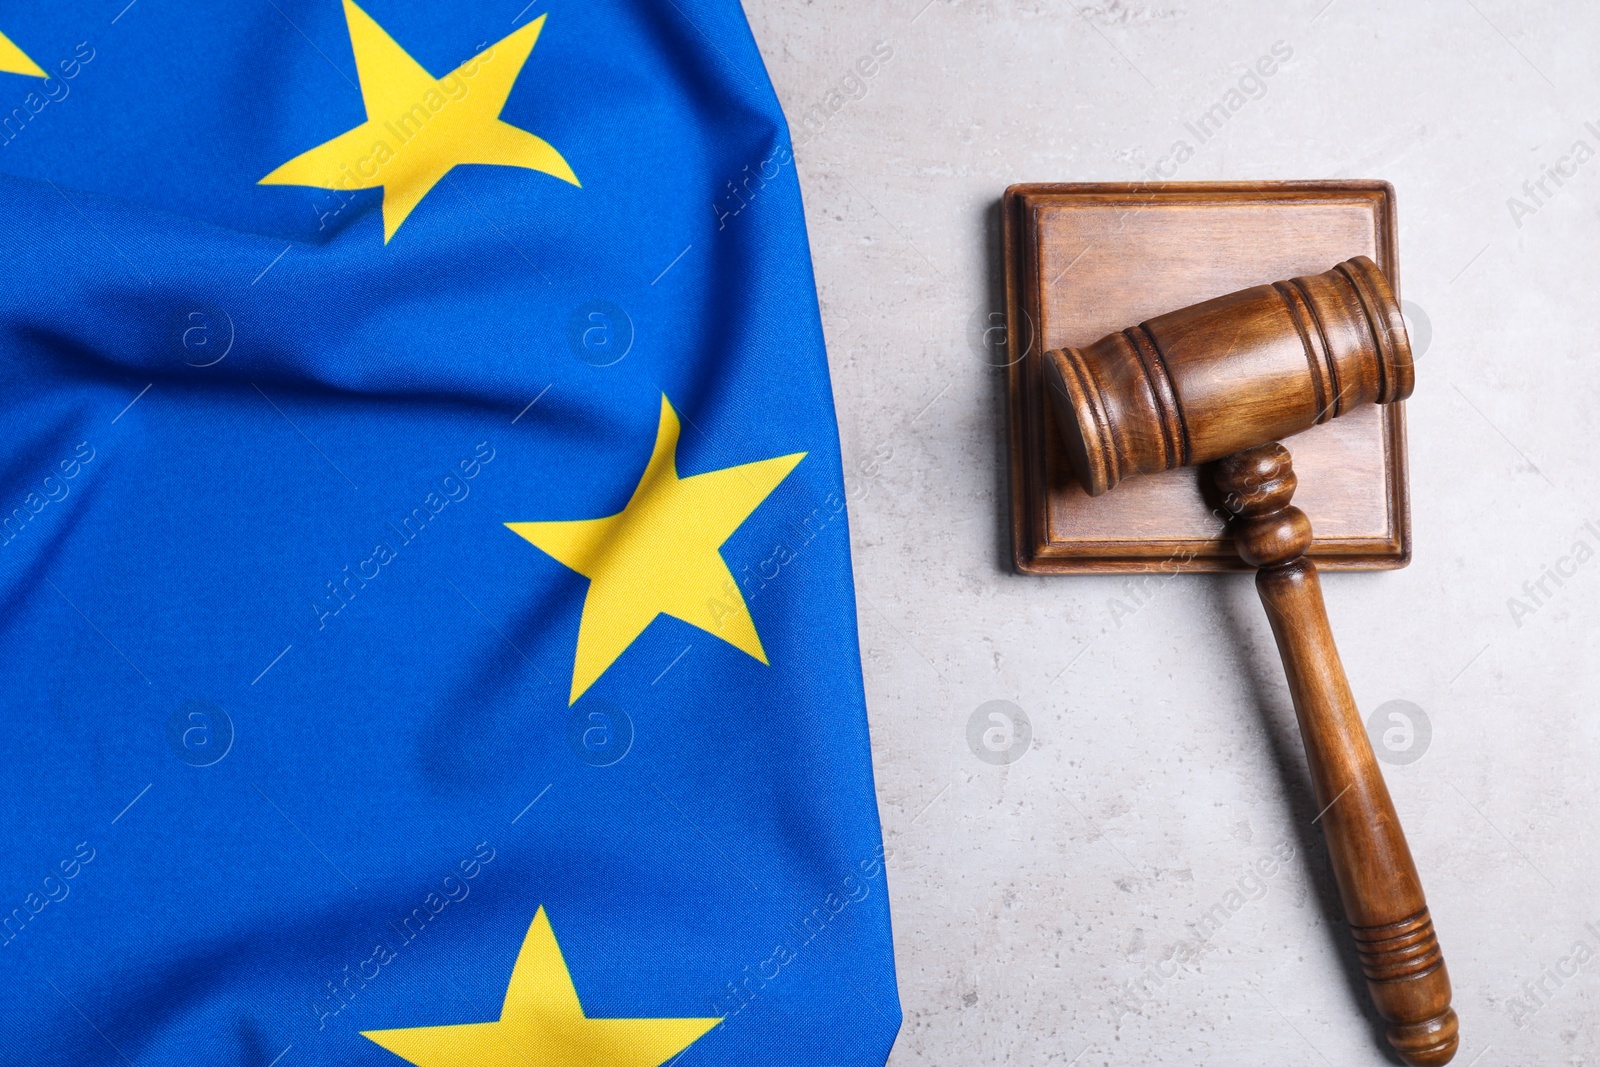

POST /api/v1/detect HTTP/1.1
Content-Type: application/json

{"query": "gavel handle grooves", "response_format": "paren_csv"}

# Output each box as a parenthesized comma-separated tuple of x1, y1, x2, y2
(1215, 443, 1458, 1067)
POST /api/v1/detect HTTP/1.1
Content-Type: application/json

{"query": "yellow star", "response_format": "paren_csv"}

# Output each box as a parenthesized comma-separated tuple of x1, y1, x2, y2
(507, 396, 805, 704)
(260, 0, 578, 242)
(0, 30, 45, 78)
(362, 906, 721, 1067)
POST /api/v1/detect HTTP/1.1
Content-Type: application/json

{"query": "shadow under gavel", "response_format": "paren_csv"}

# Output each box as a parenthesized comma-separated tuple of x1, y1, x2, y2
(1046, 256, 1457, 1066)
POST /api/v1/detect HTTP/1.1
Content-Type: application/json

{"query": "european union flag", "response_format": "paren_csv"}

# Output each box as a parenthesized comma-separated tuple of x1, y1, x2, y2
(0, 3, 900, 1064)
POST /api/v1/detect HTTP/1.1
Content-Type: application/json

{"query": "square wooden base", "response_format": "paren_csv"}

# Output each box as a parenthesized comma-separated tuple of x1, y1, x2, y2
(1004, 181, 1411, 574)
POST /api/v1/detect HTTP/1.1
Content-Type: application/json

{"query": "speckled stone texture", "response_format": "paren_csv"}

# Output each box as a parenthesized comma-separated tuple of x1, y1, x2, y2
(742, 1, 1600, 1063)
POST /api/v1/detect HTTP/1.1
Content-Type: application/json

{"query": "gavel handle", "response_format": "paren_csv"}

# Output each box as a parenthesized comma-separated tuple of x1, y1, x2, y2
(1215, 443, 1458, 1067)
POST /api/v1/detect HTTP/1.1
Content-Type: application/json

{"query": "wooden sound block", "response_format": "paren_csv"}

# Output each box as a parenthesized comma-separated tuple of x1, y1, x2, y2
(1004, 181, 1411, 574)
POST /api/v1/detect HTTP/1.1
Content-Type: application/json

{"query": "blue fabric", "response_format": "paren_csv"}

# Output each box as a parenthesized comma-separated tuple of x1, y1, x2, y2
(0, 2, 899, 1064)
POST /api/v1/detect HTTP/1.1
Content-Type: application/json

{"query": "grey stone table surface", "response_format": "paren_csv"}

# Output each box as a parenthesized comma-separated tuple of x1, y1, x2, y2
(742, 1, 1600, 1064)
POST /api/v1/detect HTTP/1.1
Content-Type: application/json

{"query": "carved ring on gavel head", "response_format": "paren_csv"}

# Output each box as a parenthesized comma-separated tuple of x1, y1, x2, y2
(1044, 257, 1459, 1067)
(1046, 255, 1413, 497)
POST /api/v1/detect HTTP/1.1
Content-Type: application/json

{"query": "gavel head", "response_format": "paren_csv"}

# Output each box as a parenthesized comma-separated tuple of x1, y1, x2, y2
(1046, 256, 1414, 497)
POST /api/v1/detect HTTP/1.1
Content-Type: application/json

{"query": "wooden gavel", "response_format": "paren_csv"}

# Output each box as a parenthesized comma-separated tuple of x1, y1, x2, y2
(1045, 256, 1457, 1065)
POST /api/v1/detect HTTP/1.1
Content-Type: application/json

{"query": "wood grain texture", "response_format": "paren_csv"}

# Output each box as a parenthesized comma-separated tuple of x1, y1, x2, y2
(1216, 444, 1457, 1066)
(1003, 181, 1411, 573)
(1045, 256, 1410, 496)
(1012, 190, 1455, 1061)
